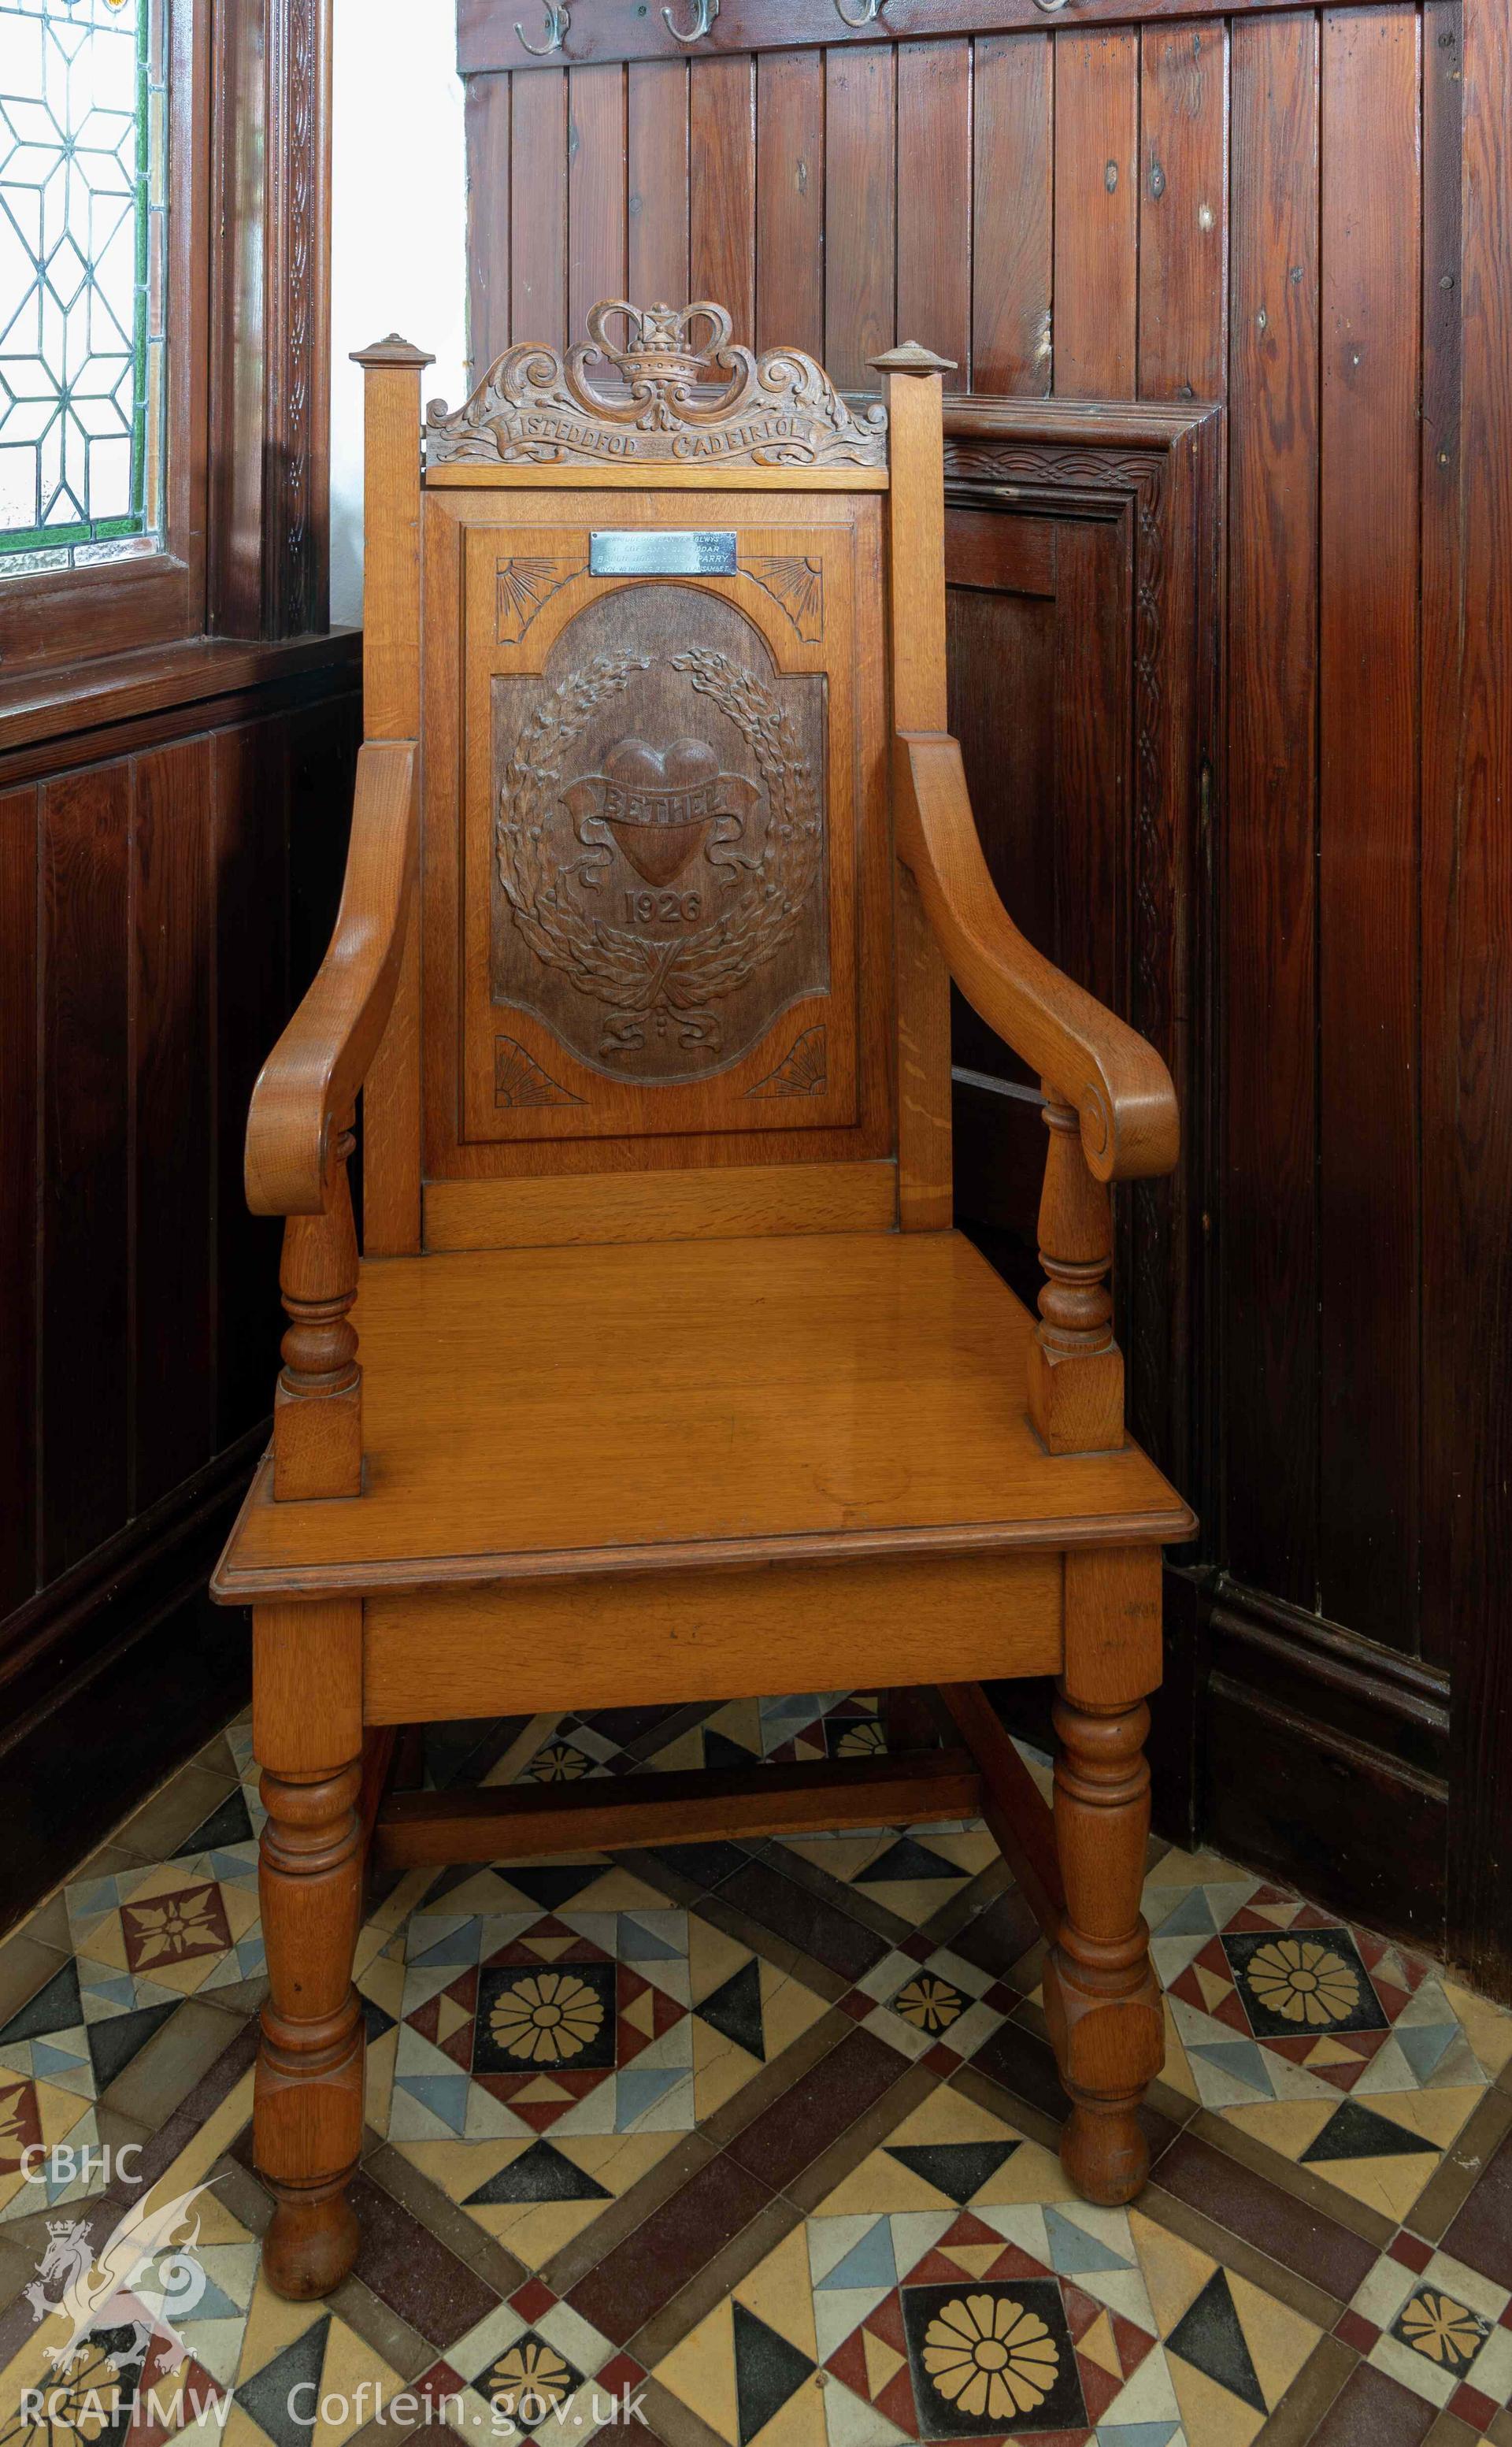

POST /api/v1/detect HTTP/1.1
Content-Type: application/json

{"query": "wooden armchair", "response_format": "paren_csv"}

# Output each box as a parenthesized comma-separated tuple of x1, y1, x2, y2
(213, 302, 1192, 2303)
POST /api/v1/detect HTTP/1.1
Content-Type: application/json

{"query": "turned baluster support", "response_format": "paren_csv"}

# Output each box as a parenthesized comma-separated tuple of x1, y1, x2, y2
(273, 1109, 362, 1500)
(1027, 1085, 1125, 1454)
(1044, 1687, 1163, 2203)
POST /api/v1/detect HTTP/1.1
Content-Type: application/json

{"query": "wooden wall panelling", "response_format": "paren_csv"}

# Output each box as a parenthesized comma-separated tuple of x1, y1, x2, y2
(465, 71, 512, 379)
(0, 787, 38, 1618)
(896, 40, 973, 374)
(972, 33, 1053, 396)
(569, 64, 628, 341)
(688, 54, 757, 338)
(1053, 27, 1140, 396)
(1137, 20, 1229, 400)
(133, 737, 217, 1510)
(512, 66, 569, 351)
(755, 47, 825, 356)
(824, 43, 895, 388)
(0, 651, 359, 1940)
(459, 0, 1401, 71)
(1222, 11, 1320, 1607)
(215, 720, 292, 1449)
(1317, 5, 1421, 1648)
(627, 61, 690, 306)
(41, 766, 132, 1581)
(1446, 0, 1512, 1994)
(1418, 2, 1463, 1682)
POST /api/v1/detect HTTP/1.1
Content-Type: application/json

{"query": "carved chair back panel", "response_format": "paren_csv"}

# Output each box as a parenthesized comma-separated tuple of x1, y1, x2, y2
(420, 486, 895, 1185)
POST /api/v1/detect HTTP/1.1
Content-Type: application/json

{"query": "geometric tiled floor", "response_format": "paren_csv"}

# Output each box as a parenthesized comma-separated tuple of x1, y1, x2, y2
(1, 1693, 1510, 2447)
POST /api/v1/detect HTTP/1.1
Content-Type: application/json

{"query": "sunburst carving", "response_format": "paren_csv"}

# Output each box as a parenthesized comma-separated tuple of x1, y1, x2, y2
(494, 1035, 584, 1107)
(496, 554, 587, 644)
(739, 555, 825, 642)
(747, 1025, 827, 1098)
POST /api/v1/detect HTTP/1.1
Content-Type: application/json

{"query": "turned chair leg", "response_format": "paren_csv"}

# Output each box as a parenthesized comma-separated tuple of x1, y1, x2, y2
(254, 1604, 366, 2299)
(1043, 1683, 1163, 2204)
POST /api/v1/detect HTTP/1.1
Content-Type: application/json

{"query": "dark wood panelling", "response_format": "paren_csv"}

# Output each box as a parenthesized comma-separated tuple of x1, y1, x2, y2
(214, 721, 291, 1448)
(1317, 5, 1421, 1648)
(756, 48, 824, 356)
(1053, 28, 1140, 395)
(1418, 2, 1464, 1680)
(41, 764, 132, 1581)
(465, 72, 512, 377)
(1445, 0, 1512, 1996)
(0, 788, 38, 1619)
(569, 65, 628, 343)
(460, 0, 1399, 68)
(627, 61, 690, 308)
(459, 0, 1510, 1990)
(133, 736, 217, 1509)
(896, 40, 972, 372)
(972, 34, 1052, 395)
(689, 54, 756, 337)
(511, 67, 569, 351)
(1138, 20, 1228, 399)
(0, 643, 358, 1934)
(824, 43, 895, 388)
(1223, 11, 1320, 1609)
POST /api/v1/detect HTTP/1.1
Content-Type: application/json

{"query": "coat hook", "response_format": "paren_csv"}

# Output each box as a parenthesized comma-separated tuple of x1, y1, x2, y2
(516, 1, 569, 53)
(663, 0, 718, 41)
(833, 0, 887, 22)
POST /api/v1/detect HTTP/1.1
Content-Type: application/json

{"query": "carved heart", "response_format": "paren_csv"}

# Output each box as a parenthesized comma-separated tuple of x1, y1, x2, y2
(603, 736, 721, 799)
(600, 735, 731, 886)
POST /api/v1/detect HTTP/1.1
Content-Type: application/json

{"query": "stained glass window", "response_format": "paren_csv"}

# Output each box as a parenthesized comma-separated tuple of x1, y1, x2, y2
(0, 0, 166, 577)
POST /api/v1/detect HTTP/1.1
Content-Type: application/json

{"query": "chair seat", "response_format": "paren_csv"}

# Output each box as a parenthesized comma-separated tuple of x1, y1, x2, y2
(214, 1229, 1192, 1603)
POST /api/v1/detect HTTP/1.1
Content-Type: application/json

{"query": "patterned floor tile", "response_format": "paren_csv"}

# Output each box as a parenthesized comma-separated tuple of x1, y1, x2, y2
(1143, 1851, 1512, 2224)
(2, 1700, 1512, 2447)
(654, 2083, 1193, 2447)
(384, 1859, 830, 2268)
(1343, 2232, 1512, 2424)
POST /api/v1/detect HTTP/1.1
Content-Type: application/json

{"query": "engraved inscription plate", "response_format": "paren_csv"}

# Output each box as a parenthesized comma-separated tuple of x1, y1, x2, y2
(591, 530, 736, 577)
(492, 588, 828, 1085)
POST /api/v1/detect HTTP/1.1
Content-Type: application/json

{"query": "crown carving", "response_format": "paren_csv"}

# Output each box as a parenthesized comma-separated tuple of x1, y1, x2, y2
(425, 298, 888, 471)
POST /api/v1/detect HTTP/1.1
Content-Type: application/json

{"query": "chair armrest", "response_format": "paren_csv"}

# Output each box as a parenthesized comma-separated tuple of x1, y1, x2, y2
(245, 738, 419, 1218)
(895, 730, 1177, 1183)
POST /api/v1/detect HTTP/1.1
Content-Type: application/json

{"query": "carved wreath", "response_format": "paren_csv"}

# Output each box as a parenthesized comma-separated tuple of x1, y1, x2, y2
(498, 649, 822, 1059)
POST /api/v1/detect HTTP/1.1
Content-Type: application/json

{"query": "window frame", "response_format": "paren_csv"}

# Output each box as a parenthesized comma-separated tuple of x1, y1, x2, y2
(0, 0, 210, 676)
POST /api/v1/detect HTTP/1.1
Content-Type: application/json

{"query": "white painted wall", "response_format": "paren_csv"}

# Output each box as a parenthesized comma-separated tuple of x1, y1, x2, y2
(328, 0, 469, 627)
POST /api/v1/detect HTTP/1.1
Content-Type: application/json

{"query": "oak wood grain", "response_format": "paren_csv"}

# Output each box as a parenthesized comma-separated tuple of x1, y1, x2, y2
(217, 1229, 1191, 1599)
(372, 1750, 984, 1868)
(246, 742, 417, 1219)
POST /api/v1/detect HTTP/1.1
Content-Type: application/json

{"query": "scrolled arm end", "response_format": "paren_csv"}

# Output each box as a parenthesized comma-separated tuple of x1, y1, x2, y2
(244, 739, 419, 1219)
(894, 732, 1178, 1185)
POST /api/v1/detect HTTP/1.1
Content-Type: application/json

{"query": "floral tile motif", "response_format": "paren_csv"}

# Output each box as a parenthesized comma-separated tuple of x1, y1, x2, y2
(1344, 2232, 1512, 2421)
(848, 1944, 1011, 2069)
(1144, 1850, 1510, 2221)
(386, 1859, 828, 2267)
(425, 2286, 621, 2442)
(654, 2080, 1315, 2447)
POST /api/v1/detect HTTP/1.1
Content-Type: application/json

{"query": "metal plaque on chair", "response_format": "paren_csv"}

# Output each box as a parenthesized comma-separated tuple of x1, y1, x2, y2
(591, 531, 738, 577)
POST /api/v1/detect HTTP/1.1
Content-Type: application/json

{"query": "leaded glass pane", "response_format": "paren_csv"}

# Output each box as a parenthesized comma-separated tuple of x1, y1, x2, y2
(0, 0, 167, 576)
